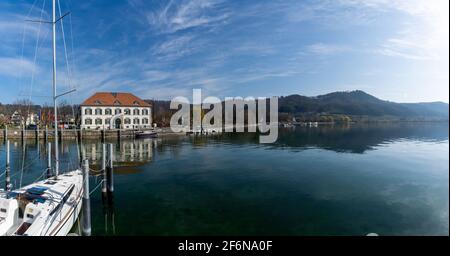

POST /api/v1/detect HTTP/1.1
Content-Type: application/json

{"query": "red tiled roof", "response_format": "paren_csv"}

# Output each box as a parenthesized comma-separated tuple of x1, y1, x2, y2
(80, 92, 151, 107)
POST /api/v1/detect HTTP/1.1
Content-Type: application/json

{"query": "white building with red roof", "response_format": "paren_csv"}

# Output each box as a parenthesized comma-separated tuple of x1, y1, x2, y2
(80, 92, 152, 130)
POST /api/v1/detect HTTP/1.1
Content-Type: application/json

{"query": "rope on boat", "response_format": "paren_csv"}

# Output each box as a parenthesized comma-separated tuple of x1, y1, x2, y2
(32, 167, 51, 183)
(0, 171, 21, 185)
(19, 153, 42, 172)
(89, 168, 104, 175)
(90, 179, 104, 195)
(19, 144, 27, 189)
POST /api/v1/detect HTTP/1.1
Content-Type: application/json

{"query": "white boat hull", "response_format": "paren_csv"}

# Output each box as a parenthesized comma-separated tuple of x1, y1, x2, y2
(1, 170, 84, 236)
(41, 183, 83, 236)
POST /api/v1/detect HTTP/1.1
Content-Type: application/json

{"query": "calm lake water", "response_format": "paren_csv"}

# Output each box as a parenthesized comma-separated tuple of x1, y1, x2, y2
(1, 123, 448, 235)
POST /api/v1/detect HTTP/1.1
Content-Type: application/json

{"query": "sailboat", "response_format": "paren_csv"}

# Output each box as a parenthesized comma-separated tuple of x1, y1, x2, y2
(0, 0, 83, 236)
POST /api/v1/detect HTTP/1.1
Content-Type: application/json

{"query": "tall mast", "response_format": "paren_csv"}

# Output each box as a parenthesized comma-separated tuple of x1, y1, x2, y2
(52, 0, 59, 178)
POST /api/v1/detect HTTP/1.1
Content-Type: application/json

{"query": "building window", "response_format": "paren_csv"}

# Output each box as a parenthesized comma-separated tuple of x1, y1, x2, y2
(142, 109, 148, 115)
(124, 108, 131, 115)
(95, 118, 102, 125)
(85, 108, 92, 115)
(95, 108, 102, 115)
(105, 119, 111, 126)
(133, 118, 140, 124)
(85, 118, 92, 125)
(105, 108, 112, 115)
(142, 118, 149, 124)
(124, 118, 131, 124)
(115, 108, 122, 115)
(133, 108, 140, 115)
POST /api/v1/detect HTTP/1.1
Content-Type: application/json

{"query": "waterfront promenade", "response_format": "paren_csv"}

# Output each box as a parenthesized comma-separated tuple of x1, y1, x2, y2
(0, 127, 180, 140)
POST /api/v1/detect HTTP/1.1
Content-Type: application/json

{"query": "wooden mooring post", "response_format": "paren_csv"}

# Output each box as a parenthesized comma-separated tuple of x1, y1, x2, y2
(21, 126, 25, 143)
(101, 130, 105, 143)
(102, 143, 107, 194)
(5, 140, 11, 193)
(36, 126, 39, 141)
(47, 143, 52, 178)
(77, 129, 82, 143)
(82, 159, 92, 236)
(59, 126, 63, 142)
(106, 143, 114, 194)
(77, 129, 83, 167)
(36, 136, 40, 156)
(3, 125, 7, 143)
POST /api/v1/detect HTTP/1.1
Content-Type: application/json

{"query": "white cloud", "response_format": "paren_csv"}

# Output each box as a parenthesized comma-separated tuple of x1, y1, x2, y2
(142, 70, 171, 83)
(0, 17, 51, 47)
(376, 1, 449, 61)
(0, 57, 38, 78)
(151, 34, 199, 61)
(288, 0, 448, 62)
(306, 43, 348, 55)
(3, 0, 447, 104)
(144, 0, 229, 33)
(328, 0, 449, 61)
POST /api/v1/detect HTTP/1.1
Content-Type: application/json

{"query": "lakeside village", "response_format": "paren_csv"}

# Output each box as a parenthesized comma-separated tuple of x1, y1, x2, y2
(0, 92, 168, 140)
(0, 91, 333, 141)
(0, 92, 153, 130)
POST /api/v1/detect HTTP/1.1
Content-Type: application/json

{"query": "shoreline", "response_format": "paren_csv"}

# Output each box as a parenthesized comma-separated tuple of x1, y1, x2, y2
(1, 121, 448, 140)
(0, 127, 185, 140)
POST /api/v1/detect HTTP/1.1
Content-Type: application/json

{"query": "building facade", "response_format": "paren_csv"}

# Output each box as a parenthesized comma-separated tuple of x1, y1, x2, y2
(80, 92, 152, 130)
(10, 111, 23, 127)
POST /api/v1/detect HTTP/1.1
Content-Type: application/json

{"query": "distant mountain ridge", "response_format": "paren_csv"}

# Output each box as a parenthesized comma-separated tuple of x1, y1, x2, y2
(279, 90, 448, 121)
(143, 90, 448, 124)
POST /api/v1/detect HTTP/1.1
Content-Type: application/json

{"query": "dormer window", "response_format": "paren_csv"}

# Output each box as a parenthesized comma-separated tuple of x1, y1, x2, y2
(114, 100, 121, 106)
(133, 101, 140, 106)
(94, 100, 102, 105)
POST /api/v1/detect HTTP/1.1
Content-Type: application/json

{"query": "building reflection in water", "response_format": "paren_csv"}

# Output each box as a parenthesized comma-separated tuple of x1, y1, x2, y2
(76, 139, 158, 234)
(82, 138, 159, 234)
(82, 138, 158, 169)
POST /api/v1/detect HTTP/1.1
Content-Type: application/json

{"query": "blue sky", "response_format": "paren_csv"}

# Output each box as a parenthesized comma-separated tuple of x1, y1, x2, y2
(0, 0, 448, 105)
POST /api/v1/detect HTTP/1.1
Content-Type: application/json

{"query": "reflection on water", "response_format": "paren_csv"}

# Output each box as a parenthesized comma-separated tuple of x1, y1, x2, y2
(216, 122, 449, 153)
(84, 139, 160, 234)
(101, 192, 116, 235)
(0, 123, 448, 235)
(83, 139, 157, 171)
